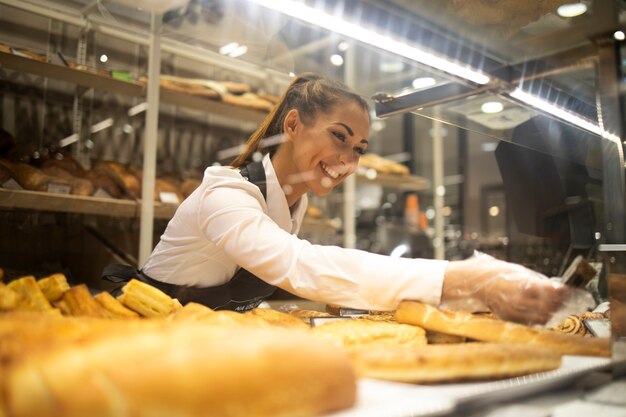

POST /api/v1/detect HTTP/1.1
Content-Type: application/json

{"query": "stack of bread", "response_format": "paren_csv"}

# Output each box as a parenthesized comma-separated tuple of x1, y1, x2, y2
(358, 152, 410, 176)
(0, 274, 612, 416)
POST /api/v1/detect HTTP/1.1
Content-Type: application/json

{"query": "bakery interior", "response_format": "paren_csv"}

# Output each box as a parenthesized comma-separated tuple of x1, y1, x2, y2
(0, 0, 625, 416)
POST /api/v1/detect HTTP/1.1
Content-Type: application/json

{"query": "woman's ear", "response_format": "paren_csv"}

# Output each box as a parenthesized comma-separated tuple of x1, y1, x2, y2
(283, 109, 300, 143)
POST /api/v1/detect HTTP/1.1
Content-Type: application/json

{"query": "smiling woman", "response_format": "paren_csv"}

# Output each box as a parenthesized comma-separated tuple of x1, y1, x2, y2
(103, 73, 570, 326)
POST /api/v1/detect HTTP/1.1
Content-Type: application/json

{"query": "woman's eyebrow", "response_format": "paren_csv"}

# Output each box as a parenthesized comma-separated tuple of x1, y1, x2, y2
(333, 122, 354, 136)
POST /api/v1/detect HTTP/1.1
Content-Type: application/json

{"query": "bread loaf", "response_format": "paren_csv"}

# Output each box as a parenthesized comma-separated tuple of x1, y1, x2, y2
(311, 319, 427, 349)
(396, 301, 611, 357)
(96, 161, 141, 199)
(246, 307, 310, 329)
(5, 322, 357, 417)
(351, 342, 562, 383)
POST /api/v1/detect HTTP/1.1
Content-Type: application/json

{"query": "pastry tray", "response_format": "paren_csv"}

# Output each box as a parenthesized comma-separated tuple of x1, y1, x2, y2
(327, 355, 613, 417)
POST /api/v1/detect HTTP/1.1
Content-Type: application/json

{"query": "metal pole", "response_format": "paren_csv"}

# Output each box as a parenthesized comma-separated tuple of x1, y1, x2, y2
(342, 43, 357, 249)
(138, 12, 162, 266)
(433, 107, 445, 260)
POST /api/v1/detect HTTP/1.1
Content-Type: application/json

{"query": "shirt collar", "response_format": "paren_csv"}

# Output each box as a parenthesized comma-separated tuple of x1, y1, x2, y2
(262, 153, 307, 233)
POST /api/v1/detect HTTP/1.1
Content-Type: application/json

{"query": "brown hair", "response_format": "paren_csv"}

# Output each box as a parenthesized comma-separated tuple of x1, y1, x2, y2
(231, 73, 370, 168)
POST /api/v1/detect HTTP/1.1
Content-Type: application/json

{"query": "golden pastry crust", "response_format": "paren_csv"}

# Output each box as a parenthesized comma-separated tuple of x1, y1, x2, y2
(36, 273, 70, 302)
(7, 276, 53, 311)
(397, 301, 610, 357)
(311, 319, 427, 349)
(116, 279, 177, 318)
(246, 308, 310, 329)
(351, 342, 562, 383)
(93, 291, 140, 320)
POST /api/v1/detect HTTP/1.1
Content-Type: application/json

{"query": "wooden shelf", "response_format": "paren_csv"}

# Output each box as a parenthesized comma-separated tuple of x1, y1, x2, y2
(356, 171, 430, 191)
(0, 189, 179, 219)
(0, 51, 267, 123)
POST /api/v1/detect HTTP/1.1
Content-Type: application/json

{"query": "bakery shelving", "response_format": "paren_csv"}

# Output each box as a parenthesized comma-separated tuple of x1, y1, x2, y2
(0, 188, 178, 220)
(0, 51, 268, 124)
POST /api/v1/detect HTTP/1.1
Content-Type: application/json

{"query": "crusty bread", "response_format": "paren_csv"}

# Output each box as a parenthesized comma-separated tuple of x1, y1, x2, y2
(396, 301, 611, 357)
(93, 291, 140, 320)
(36, 273, 70, 302)
(351, 342, 562, 383)
(0, 282, 23, 311)
(311, 319, 427, 349)
(5, 322, 357, 417)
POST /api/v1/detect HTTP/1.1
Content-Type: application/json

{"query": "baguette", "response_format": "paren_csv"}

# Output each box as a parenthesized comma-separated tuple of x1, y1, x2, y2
(311, 319, 427, 349)
(5, 323, 357, 417)
(351, 342, 562, 383)
(396, 301, 611, 357)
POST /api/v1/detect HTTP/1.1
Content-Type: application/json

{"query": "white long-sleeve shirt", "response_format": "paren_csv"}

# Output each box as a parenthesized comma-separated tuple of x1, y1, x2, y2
(142, 154, 448, 311)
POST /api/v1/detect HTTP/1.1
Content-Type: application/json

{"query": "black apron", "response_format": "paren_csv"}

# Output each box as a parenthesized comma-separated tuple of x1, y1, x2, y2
(102, 161, 277, 312)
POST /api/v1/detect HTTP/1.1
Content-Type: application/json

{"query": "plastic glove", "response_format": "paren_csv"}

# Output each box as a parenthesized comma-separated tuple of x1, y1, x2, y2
(441, 252, 569, 326)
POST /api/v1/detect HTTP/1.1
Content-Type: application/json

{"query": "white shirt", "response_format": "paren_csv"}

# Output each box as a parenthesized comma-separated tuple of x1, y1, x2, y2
(142, 154, 448, 311)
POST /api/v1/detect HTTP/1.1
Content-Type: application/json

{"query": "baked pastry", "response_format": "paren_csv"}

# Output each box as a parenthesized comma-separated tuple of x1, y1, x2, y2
(358, 152, 409, 176)
(311, 319, 427, 349)
(36, 273, 70, 302)
(553, 315, 586, 336)
(425, 330, 466, 344)
(117, 278, 178, 318)
(40, 166, 94, 196)
(7, 276, 53, 311)
(96, 160, 141, 199)
(0, 281, 23, 311)
(93, 291, 140, 319)
(351, 342, 562, 383)
(246, 307, 310, 329)
(289, 309, 334, 324)
(84, 166, 124, 199)
(61, 284, 105, 318)
(5, 323, 357, 417)
(396, 301, 611, 357)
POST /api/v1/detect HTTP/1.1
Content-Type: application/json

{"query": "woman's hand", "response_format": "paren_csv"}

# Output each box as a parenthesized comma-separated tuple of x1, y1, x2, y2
(442, 253, 569, 325)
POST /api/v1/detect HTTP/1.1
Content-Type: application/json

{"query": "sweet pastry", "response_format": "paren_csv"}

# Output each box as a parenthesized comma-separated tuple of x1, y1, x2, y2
(36, 273, 70, 302)
(61, 284, 105, 318)
(93, 291, 140, 319)
(396, 301, 611, 357)
(7, 276, 53, 311)
(117, 278, 178, 318)
(311, 319, 427, 348)
(0, 282, 23, 311)
(246, 307, 310, 329)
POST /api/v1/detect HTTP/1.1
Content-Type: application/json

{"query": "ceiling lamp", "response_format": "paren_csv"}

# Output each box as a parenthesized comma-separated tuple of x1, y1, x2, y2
(219, 42, 248, 58)
(556, 3, 588, 18)
(412, 77, 436, 89)
(481, 101, 504, 114)
(246, 0, 490, 85)
(330, 54, 344, 66)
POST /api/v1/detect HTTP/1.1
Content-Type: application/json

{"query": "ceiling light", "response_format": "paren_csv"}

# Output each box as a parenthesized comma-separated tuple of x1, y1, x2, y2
(99, 54, 108, 63)
(337, 41, 350, 51)
(481, 101, 504, 114)
(219, 42, 239, 55)
(90, 118, 113, 134)
(330, 54, 344, 66)
(614, 31, 625, 41)
(412, 77, 436, 89)
(488, 206, 500, 217)
(229, 45, 248, 58)
(509, 88, 621, 143)
(380, 61, 404, 73)
(556, 3, 588, 18)
(481, 142, 498, 152)
(246, 0, 490, 85)
(128, 102, 148, 117)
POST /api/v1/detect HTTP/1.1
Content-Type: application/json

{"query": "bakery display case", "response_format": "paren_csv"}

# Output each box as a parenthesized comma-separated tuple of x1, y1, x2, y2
(1, 0, 625, 415)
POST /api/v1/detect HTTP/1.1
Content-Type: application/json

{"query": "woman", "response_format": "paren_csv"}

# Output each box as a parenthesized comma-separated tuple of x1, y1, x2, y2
(107, 73, 566, 324)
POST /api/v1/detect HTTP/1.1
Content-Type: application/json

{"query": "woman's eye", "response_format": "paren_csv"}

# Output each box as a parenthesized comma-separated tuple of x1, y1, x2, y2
(333, 131, 346, 142)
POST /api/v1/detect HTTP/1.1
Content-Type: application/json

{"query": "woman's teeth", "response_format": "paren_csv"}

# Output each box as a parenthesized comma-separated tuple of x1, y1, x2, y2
(320, 162, 339, 179)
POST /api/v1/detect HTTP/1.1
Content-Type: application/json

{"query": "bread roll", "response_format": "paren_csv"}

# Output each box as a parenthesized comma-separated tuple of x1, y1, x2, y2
(84, 167, 124, 199)
(5, 323, 357, 417)
(396, 301, 611, 357)
(96, 161, 141, 199)
(36, 273, 70, 302)
(351, 342, 562, 383)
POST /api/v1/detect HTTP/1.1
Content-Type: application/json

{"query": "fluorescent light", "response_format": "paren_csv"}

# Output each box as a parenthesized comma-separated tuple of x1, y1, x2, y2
(59, 133, 79, 147)
(557, 3, 588, 18)
(246, 0, 490, 85)
(412, 77, 436, 89)
(380, 61, 404, 73)
(128, 102, 148, 117)
(481, 101, 504, 114)
(90, 118, 114, 134)
(509, 88, 621, 143)
(219, 42, 239, 55)
(330, 54, 344, 66)
(219, 42, 248, 58)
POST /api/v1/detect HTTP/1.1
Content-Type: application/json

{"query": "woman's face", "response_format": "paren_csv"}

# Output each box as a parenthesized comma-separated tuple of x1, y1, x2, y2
(287, 101, 370, 196)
